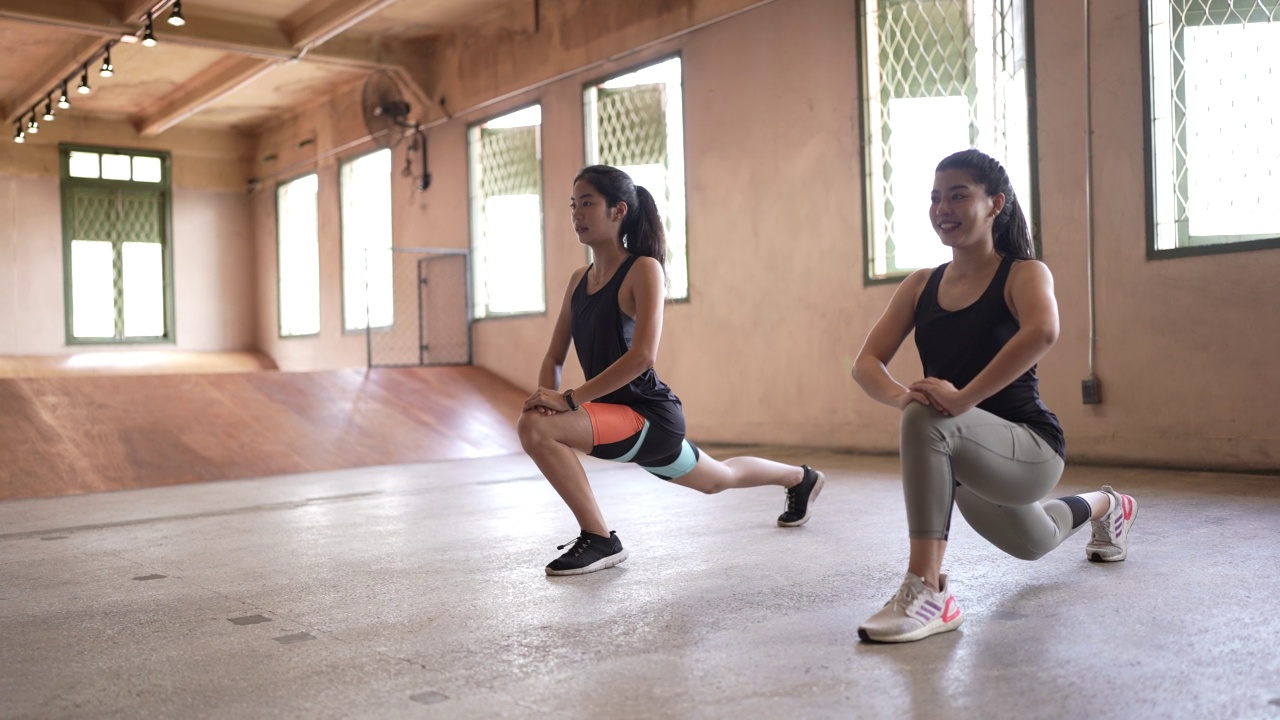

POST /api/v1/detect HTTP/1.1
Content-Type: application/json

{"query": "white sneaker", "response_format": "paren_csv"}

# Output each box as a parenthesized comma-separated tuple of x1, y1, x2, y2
(1086, 486, 1137, 562)
(858, 573, 963, 643)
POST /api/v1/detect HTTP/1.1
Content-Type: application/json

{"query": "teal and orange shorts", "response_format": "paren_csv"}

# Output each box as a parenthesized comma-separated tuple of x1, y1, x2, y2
(582, 402, 700, 480)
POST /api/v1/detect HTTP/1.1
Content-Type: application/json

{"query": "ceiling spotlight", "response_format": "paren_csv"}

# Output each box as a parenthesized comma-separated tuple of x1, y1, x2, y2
(78, 66, 92, 94)
(27, 112, 39, 134)
(99, 49, 114, 78)
(42, 100, 56, 121)
(14, 124, 25, 144)
(58, 85, 71, 109)
(142, 13, 157, 46)
(167, 0, 185, 26)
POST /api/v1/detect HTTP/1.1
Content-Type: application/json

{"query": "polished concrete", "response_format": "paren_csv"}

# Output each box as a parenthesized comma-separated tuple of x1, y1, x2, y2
(2, 448, 1278, 719)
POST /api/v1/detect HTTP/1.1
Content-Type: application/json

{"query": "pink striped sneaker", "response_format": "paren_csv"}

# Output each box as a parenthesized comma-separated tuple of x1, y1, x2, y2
(858, 573, 963, 643)
(1086, 486, 1137, 562)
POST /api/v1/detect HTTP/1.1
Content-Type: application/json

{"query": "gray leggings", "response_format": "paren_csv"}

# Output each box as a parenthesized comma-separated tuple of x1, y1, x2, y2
(900, 402, 1081, 560)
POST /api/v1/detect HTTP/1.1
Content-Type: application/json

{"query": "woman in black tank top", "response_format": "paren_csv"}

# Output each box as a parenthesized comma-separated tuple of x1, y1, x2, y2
(850, 150, 1139, 643)
(516, 165, 826, 576)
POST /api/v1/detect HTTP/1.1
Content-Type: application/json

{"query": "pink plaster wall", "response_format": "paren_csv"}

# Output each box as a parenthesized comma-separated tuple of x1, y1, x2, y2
(249, 0, 1278, 470)
(0, 118, 256, 355)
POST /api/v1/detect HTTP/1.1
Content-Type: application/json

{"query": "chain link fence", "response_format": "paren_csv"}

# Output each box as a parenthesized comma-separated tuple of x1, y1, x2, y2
(363, 248, 471, 368)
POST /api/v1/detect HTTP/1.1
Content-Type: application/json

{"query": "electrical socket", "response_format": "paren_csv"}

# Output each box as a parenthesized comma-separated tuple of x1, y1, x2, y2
(1081, 377, 1101, 404)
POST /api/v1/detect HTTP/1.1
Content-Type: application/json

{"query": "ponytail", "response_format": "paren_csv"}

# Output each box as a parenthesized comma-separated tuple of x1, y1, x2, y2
(573, 165, 668, 266)
(623, 185, 667, 266)
(937, 149, 1034, 259)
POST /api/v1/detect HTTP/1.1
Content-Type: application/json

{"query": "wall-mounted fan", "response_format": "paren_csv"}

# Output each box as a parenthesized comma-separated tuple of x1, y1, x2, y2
(361, 69, 431, 191)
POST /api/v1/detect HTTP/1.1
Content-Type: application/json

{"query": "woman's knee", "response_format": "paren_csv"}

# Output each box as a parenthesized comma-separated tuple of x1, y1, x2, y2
(516, 411, 551, 451)
(899, 402, 947, 454)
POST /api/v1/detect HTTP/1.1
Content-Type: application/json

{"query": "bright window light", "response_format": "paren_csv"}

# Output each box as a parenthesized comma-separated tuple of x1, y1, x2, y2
(341, 149, 394, 331)
(71, 240, 116, 338)
(123, 242, 165, 337)
(277, 174, 321, 337)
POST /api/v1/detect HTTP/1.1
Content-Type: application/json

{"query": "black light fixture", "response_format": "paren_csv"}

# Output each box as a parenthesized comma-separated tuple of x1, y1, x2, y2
(99, 48, 114, 77)
(58, 84, 71, 109)
(42, 99, 55, 121)
(167, 0, 185, 27)
(27, 111, 39, 134)
(14, 123, 25, 144)
(78, 65, 92, 94)
(142, 13, 157, 46)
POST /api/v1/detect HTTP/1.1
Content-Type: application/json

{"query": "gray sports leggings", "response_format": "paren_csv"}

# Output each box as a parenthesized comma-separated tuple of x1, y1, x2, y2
(900, 402, 1081, 560)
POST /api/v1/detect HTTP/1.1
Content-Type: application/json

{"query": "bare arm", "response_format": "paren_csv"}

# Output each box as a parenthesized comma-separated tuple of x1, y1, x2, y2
(571, 256, 665, 404)
(536, 267, 586, 391)
(913, 260, 1060, 414)
(852, 269, 934, 409)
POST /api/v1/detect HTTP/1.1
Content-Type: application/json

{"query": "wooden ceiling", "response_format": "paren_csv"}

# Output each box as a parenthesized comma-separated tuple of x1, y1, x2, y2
(0, 0, 516, 136)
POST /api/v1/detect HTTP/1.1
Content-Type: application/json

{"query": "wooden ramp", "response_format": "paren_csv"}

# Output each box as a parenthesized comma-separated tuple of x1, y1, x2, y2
(0, 366, 527, 502)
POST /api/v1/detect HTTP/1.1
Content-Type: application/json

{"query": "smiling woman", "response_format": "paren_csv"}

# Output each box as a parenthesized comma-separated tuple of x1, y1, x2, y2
(851, 148, 1137, 644)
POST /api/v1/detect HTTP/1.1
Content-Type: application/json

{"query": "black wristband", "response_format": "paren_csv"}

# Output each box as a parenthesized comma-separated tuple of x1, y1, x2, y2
(564, 389, 579, 411)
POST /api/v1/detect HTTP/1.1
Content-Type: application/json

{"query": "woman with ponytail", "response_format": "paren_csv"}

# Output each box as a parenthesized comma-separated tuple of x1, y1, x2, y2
(850, 149, 1137, 642)
(519, 165, 825, 576)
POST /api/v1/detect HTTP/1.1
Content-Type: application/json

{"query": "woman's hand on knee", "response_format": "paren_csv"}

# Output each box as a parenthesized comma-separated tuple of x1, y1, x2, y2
(909, 378, 972, 416)
(897, 388, 941, 413)
(523, 387, 571, 414)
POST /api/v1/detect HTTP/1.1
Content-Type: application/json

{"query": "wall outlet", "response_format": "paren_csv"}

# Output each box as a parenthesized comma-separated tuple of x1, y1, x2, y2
(1081, 377, 1102, 404)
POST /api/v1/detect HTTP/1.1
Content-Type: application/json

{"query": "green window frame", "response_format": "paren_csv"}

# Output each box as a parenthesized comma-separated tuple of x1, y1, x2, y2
(1144, 0, 1280, 258)
(859, 0, 1038, 282)
(583, 55, 688, 301)
(59, 144, 174, 345)
(468, 104, 546, 319)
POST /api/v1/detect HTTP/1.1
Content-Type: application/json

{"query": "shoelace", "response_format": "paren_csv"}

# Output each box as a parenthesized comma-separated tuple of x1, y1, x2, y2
(783, 478, 806, 514)
(556, 534, 593, 556)
(888, 580, 921, 611)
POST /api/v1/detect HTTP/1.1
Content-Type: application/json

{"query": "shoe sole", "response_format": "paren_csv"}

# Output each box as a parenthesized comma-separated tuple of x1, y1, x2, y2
(1088, 498, 1138, 563)
(857, 614, 964, 643)
(545, 548, 629, 576)
(777, 472, 825, 527)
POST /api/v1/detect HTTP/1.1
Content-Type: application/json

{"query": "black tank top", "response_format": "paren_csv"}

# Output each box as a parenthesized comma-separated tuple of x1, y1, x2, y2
(914, 256, 1066, 457)
(571, 254, 685, 437)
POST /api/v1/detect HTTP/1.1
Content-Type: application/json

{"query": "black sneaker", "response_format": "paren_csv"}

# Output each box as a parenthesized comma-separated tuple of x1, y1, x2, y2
(545, 531, 628, 575)
(777, 465, 824, 527)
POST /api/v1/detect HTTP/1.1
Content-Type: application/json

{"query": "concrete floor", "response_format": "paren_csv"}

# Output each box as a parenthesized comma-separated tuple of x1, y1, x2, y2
(2, 448, 1278, 719)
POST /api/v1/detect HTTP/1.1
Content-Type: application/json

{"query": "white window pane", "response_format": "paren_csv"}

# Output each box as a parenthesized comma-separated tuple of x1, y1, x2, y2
(485, 105, 542, 129)
(481, 194, 544, 313)
(886, 97, 970, 271)
(1183, 23, 1280, 238)
(69, 151, 100, 179)
(71, 240, 115, 338)
(277, 174, 320, 336)
(101, 154, 131, 181)
(341, 150, 394, 331)
(123, 242, 165, 337)
(132, 156, 162, 183)
(601, 57, 681, 89)
(586, 59, 687, 300)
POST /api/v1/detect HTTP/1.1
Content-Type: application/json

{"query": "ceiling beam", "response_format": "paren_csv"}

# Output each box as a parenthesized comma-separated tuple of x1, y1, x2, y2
(133, 55, 279, 137)
(2, 34, 106, 126)
(282, 0, 400, 50)
(0, 0, 388, 124)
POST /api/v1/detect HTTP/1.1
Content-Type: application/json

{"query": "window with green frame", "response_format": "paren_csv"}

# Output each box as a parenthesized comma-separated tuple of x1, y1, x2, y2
(60, 145, 172, 343)
(1145, 0, 1280, 257)
(583, 56, 688, 301)
(860, 0, 1036, 281)
(468, 104, 545, 319)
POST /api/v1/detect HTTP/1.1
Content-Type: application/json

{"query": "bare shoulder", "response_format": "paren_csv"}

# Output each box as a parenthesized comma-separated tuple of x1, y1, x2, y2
(894, 267, 934, 305)
(1008, 258, 1054, 287)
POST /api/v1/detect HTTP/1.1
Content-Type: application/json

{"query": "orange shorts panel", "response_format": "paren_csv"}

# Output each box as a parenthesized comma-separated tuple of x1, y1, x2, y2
(582, 402, 647, 446)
